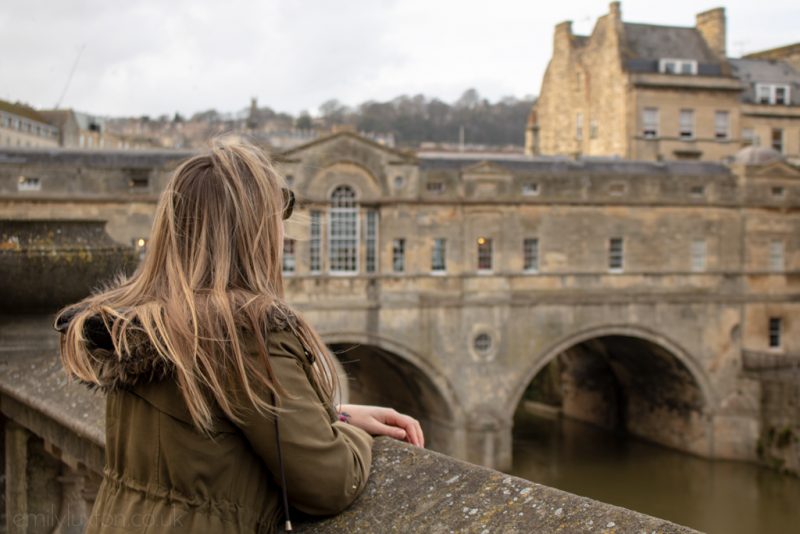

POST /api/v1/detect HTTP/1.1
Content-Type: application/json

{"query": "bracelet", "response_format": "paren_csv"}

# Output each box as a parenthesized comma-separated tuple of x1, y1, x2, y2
(337, 411, 351, 423)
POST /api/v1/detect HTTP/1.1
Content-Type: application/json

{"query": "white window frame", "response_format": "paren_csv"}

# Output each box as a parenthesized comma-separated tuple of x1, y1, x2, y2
(679, 109, 694, 139)
(576, 113, 583, 140)
(17, 176, 41, 192)
(609, 237, 624, 273)
(714, 111, 730, 140)
(309, 210, 322, 274)
(642, 108, 659, 138)
(431, 238, 447, 274)
(523, 237, 539, 273)
(755, 83, 791, 105)
(522, 182, 540, 196)
(328, 185, 359, 274)
(365, 209, 378, 273)
(659, 58, 698, 75)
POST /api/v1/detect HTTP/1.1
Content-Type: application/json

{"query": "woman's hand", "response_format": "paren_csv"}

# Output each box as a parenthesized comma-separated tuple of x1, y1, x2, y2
(337, 404, 424, 448)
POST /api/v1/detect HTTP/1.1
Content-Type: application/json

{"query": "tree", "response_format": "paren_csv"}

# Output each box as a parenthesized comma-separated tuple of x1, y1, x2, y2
(295, 111, 313, 130)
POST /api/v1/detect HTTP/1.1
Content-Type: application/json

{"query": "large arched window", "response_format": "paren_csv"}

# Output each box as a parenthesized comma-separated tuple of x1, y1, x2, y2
(329, 185, 358, 272)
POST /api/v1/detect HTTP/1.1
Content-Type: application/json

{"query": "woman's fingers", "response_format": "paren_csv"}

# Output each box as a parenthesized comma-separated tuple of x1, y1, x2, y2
(385, 411, 424, 448)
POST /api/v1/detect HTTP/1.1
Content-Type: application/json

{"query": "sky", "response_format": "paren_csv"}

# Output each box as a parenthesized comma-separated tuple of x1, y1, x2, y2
(2, 0, 798, 118)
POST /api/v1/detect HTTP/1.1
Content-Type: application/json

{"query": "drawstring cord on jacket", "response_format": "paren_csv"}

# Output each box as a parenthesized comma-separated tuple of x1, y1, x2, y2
(272, 396, 293, 531)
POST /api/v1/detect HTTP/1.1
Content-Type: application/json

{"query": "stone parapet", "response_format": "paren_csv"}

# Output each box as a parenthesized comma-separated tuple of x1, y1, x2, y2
(0, 344, 697, 533)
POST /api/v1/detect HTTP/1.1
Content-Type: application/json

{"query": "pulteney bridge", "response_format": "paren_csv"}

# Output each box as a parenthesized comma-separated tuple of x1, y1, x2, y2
(1, 133, 798, 469)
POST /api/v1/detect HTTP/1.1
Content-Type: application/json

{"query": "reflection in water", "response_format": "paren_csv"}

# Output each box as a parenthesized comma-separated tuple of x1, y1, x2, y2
(510, 410, 800, 534)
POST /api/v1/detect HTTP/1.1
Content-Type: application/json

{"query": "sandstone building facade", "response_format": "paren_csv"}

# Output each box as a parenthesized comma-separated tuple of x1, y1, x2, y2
(0, 100, 60, 149)
(1, 133, 798, 470)
(526, 3, 800, 163)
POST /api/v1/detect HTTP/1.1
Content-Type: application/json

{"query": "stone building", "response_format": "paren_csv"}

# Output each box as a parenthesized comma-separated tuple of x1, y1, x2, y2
(38, 108, 144, 150)
(1, 132, 798, 471)
(0, 100, 60, 149)
(526, 3, 800, 163)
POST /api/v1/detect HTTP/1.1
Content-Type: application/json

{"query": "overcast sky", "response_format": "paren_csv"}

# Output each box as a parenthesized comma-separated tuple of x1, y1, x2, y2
(2, 0, 798, 118)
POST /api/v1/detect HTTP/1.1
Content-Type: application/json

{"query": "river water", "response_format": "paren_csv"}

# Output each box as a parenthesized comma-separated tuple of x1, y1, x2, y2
(510, 410, 800, 534)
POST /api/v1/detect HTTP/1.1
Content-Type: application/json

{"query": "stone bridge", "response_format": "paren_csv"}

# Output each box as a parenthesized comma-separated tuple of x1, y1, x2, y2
(1, 134, 799, 470)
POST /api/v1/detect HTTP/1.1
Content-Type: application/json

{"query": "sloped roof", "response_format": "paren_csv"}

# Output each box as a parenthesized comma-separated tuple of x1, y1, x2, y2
(623, 23, 718, 63)
(621, 23, 725, 75)
(0, 99, 50, 125)
(729, 58, 800, 105)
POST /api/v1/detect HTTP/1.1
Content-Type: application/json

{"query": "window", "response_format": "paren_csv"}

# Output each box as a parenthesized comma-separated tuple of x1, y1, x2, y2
(285, 174, 295, 188)
(679, 109, 694, 139)
(426, 181, 445, 194)
(17, 176, 41, 192)
(129, 171, 149, 189)
(432, 238, 447, 273)
(642, 108, 659, 138)
(522, 182, 540, 196)
(394, 175, 405, 189)
(690, 185, 705, 198)
(329, 185, 358, 273)
(477, 237, 493, 272)
(576, 113, 583, 140)
(473, 333, 492, 354)
(365, 209, 378, 273)
(392, 238, 405, 273)
(756, 84, 791, 105)
(282, 239, 296, 273)
(523, 238, 539, 273)
(772, 129, 783, 153)
(742, 128, 757, 146)
(714, 111, 730, 140)
(768, 317, 782, 349)
(771, 186, 785, 198)
(770, 241, 784, 272)
(609, 237, 624, 272)
(309, 210, 321, 273)
(691, 239, 707, 272)
(589, 119, 598, 139)
(659, 58, 697, 75)
(608, 183, 627, 196)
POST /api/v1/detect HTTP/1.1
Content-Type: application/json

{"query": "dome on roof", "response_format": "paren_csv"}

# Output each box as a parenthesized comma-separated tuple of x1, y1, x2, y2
(733, 145, 783, 166)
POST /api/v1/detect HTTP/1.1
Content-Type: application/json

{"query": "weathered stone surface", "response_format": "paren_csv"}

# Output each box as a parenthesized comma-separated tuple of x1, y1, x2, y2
(292, 438, 698, 534)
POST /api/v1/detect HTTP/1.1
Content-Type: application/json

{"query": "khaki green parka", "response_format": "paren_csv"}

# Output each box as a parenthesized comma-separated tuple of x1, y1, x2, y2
(60, 312, 373, 534)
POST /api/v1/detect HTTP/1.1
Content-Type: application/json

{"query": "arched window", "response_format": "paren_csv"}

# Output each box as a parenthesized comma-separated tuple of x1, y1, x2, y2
(329, 185, 358, 272)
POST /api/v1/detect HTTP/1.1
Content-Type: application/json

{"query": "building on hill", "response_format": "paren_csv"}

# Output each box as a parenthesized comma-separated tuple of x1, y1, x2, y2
(0, 100, 60, 148)
(526, 3, 800, 163)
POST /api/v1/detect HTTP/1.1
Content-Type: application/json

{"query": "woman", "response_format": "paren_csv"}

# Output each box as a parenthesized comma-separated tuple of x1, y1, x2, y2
(55, 140, 423, 533)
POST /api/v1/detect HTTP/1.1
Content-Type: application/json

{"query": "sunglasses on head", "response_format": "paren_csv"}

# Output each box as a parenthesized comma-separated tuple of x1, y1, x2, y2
(281, 188, 295, 220)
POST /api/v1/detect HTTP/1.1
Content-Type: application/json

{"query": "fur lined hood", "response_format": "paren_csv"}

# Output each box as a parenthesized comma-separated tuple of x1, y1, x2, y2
(54, 303, 298, 392)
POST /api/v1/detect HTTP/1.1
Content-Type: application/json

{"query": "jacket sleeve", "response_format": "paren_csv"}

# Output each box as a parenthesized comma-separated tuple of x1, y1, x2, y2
(233, 329, 373, 516)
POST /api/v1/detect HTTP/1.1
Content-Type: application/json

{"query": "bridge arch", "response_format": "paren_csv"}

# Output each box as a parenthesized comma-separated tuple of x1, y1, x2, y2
(507, 324, 718, 456)
(320, 331, 465, 455)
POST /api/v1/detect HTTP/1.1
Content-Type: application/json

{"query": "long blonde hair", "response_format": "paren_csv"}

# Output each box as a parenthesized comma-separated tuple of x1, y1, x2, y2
(57, 139, 336, 431)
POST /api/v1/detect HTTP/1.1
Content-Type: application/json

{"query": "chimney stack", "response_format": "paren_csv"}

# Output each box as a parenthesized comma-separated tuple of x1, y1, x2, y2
(696, 7, 726, 57)
(609, 2, 622, 21)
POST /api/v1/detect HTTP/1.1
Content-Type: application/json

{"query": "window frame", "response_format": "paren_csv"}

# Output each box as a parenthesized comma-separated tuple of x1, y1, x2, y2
(477, 237, 493, 273)
(679, 109, 695, 140)
(392, 238, 406, 273)
(431, 237, 447, 274)
(608, 237, 624, 273)
(328, 185, 359, 274)
(523, 237, 539, 273)
(642, 107, 659, 138)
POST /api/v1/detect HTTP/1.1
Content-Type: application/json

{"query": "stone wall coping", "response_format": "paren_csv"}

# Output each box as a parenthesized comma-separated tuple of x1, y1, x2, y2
(0, 348, 698, 533)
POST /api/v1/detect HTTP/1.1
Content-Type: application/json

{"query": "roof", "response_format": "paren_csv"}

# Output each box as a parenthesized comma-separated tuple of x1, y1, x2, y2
(278, 131, 415, 162)
(622, 23, 723, 75)
(418, 152, 730, 177)
(729, 58, 800, 105)
(0, 100, 51, 125)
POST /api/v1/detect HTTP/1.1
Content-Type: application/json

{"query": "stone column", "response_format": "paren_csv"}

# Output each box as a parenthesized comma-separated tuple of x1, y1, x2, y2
(52, 466, 96, 534)
(5, 421, 29, 534)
